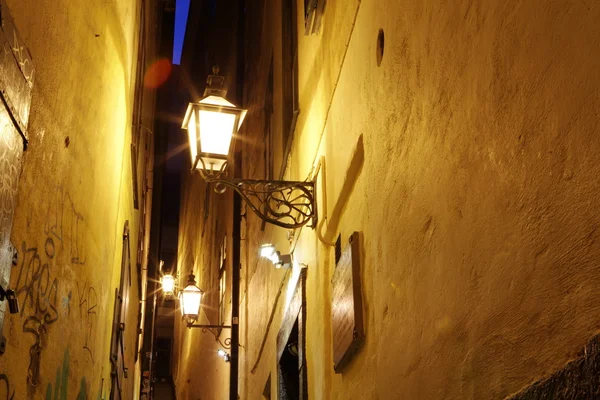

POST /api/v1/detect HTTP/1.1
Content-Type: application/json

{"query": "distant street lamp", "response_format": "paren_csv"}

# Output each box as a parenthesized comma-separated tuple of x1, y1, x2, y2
(178, 271, 232, 349)
(181, 66, 317, 229)
(161, 274, 175, 296)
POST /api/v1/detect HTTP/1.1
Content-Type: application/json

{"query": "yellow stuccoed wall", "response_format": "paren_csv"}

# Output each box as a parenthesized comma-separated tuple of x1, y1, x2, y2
(177, 0, 600, 399)
(0, 0, 153, 399)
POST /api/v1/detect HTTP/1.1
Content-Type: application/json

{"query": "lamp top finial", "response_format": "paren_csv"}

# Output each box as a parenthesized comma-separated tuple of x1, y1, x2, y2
(187, 271, 196, 286)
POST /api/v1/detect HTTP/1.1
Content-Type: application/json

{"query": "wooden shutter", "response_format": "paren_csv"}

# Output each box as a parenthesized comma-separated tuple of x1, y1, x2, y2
(304, 0, 326, 35)
(0, 0, 33, 354)
(280, 0, 299, 179)
(110, 222, 131, 399)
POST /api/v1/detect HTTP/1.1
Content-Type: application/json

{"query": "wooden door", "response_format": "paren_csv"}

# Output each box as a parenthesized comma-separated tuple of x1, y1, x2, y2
(0, 0, 33, 354)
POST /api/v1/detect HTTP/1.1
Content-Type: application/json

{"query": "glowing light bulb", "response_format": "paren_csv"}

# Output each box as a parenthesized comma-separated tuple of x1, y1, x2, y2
(161, 274, 175, 294)
(259, 244, 276, 258)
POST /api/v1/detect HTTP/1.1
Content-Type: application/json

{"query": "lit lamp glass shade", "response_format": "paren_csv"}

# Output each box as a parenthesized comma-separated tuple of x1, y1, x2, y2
(180, 278, 203, 323)
(182, 95, 247, 172)
(161, 274, 175, 295)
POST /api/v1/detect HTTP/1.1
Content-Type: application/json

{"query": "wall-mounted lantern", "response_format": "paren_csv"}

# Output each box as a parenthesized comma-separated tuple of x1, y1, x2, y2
(259, 244, 291, 268)
(180, 272, 203, 325)
(161, 274, 175, 296)
(177, 271, 233, 349)
(181, 66, 317, 229)
(217, 348, 231, 362)
(182, 73, 247, 174)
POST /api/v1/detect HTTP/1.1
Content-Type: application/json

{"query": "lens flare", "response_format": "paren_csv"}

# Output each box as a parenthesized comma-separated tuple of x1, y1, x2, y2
(144, 58, 172, 88)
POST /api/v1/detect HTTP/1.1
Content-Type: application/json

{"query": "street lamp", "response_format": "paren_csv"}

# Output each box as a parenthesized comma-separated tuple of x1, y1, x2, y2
(180, 272, 203, 324)
(259, 244, 291, 268)
(161, 274, 175, 296)
(178, 271, 233, 349)
(181, 67, 317, 229)
(182, 74, 247, 174)
(217, 349, 231, 362)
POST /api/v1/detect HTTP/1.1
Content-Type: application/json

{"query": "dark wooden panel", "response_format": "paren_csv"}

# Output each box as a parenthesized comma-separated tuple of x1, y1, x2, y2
(0, 1, 28, 354)
(279, 0, 299, 179)
(0, 0, 34, 86)
(303, 0, 317, 35)
(276, 269, 306, 362)
(0, 101, 22, 339)
(110, 223, 131, 400)
(312, 0, 327, 34)
(276, 268, 307, 400)
(331, 232, 364, 373)
(262, 374, 271, 399)
(0, 0, 34, 141)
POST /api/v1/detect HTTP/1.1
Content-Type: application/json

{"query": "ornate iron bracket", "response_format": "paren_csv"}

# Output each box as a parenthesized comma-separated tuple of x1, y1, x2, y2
(209, 178, 316, 229)
(192, 159, 317, 229)
(187, 324, 232, 349)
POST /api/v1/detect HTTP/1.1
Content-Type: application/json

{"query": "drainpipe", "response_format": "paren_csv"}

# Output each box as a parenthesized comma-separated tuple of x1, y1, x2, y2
(230, 151, 241, 400)
(231, 0, 245, 397)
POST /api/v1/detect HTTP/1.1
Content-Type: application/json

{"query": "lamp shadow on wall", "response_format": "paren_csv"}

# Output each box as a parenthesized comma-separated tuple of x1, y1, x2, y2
(320, 134, 364, 245)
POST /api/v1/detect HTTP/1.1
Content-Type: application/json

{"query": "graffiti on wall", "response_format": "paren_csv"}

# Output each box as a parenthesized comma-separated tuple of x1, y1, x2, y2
(44, 187, 86, 265)
(0, 374, 14, 400)
(5, 186, 97, 388)
(45, 349, 87, 400)
(0, 348, 99, 400)
(76, 279, 98, 363)
(9, 29, 35, 84)
(14, 241, 59, 386)
(62, 290, 72, 318)
(14, 241, 60, 323)
(22, 315, 47, 386)
(14, 187, 87, 325)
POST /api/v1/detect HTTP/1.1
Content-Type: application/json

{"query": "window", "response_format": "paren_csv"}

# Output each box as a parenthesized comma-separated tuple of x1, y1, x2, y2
(304, 0, 326, 35)
(110, 222, 132, 400)
(280, 0, 299, 178)
(334, 234, 342, 265)
(262, 374, 272, 399)
(264, 58, 274, 180)
(278, 320, 300, 399)
(261, 59, 274, 232)
(0, 2, 31, 352)
(131, 2, 146, 210)
(276, 270, 307, 400)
